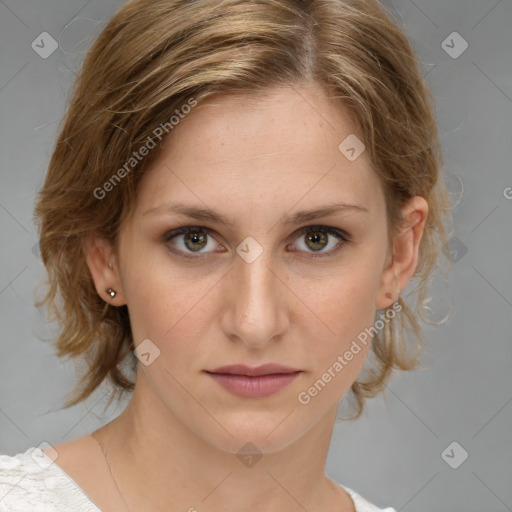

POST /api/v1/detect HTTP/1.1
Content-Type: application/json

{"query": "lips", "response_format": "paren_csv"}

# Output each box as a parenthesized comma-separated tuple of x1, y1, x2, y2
(204, 364, 303, 398)
(206, 363, 301, 377)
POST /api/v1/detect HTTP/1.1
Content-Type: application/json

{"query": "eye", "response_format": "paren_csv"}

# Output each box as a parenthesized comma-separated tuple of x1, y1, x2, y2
(163, 225, 350, 260)
(289, 225, 350, 258)
(163, 226, 223, 259)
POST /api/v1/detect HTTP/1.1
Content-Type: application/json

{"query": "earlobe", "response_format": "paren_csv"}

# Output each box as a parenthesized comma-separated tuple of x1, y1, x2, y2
(376, 196, 428, 309)
(84, 236, 126, 305)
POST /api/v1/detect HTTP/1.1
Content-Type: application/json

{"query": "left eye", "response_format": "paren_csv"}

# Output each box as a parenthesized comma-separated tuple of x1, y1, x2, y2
(291, 225, 349, 257)
(163, 225, 350, 259)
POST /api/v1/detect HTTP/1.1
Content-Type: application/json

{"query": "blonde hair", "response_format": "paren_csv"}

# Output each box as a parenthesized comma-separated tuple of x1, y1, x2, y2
(33, 0, 451, 418)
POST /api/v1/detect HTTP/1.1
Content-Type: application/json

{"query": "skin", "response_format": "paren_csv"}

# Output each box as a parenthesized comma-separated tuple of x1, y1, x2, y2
(46, 84, 427, 512)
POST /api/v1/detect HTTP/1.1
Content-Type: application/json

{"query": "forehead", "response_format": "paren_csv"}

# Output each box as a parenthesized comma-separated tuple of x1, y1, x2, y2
(133, 85, 384, 220)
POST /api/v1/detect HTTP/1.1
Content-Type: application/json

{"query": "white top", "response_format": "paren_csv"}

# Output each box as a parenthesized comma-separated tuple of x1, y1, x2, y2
(0, 447, 396, 512)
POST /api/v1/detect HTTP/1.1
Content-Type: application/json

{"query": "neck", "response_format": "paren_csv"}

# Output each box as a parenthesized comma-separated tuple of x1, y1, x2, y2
(94, 369, 348, 512)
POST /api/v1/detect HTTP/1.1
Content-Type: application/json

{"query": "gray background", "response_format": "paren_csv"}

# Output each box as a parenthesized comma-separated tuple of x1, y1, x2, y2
(1, 1, 511, 511)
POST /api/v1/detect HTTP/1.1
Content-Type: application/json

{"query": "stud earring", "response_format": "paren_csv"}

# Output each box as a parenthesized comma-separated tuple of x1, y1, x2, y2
(106, 288, 117, 299)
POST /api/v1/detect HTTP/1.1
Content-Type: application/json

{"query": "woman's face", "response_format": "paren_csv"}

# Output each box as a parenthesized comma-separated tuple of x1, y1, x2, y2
(109, 85, 396, 453)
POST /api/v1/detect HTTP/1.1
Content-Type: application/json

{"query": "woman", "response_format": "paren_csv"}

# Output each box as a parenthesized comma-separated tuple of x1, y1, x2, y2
(0, 0, 450, 510)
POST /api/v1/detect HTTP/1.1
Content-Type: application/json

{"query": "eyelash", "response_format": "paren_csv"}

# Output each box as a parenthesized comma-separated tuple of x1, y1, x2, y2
(162, 225, 351, 260)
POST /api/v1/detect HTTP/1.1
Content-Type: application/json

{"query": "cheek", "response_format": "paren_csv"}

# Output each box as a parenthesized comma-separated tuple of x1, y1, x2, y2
(120, 242, 221, 356)
(119, 242, 179, 339)
(317, 261, 383, 338)
(305, 248, 385, 377)
(311, 286, 374, 378)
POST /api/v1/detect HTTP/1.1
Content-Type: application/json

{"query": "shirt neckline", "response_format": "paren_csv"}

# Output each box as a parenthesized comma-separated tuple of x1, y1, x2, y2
(34, 447, 378, 512)
(33, 447, 102, 511)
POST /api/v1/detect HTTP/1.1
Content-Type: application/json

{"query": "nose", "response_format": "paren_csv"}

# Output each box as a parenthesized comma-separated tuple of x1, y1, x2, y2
(221, 246, 289, 349)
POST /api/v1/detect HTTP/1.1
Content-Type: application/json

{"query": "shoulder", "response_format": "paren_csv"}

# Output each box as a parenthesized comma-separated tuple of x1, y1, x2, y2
(339, 484, 396, 512)
(0, 447, 100, 512)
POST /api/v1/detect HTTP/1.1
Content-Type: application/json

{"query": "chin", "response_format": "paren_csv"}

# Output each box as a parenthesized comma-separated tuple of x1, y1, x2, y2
(195, 410, 310, 456)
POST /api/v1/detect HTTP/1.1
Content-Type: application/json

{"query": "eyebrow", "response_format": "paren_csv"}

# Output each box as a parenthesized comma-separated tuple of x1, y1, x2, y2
(143, 201, 369, 227)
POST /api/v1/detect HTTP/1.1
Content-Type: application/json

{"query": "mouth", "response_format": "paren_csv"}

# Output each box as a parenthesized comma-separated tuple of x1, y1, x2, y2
(204, 364, 303, 398)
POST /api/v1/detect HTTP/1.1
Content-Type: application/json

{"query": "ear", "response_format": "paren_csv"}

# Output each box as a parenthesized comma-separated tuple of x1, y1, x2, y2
(376, 196, 429, 309)
(84, 235, 126, 306)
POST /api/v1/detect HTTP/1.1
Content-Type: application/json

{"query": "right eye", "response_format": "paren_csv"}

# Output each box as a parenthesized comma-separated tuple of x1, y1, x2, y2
(163, 226, 224, 259)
